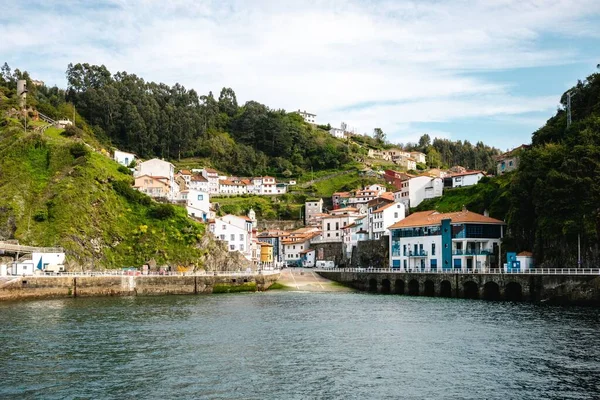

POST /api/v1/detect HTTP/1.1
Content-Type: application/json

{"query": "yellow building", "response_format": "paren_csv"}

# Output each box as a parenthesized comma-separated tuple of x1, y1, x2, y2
(260, 242, 274, 263)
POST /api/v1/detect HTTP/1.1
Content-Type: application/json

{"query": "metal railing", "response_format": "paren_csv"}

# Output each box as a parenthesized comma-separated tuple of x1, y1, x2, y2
(452, 249, 492, 256)
(315, 268, 600, 275)
(31, 269, 281, 277)
(0, 241, 64, 254)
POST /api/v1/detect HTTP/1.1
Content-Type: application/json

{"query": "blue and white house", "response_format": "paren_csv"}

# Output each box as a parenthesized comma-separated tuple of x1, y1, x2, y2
(388, 209, 504, 272)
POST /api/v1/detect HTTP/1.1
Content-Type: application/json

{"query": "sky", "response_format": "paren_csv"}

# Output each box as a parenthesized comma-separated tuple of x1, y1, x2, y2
(1, 0, 599, 150)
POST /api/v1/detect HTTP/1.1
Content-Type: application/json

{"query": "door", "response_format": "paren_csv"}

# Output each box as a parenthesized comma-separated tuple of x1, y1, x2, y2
(466, 258, 473, 270)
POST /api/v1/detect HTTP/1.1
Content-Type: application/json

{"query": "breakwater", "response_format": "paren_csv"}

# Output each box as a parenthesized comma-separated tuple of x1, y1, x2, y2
(0, 273, 279, 301)
(317, 269, 600, 305)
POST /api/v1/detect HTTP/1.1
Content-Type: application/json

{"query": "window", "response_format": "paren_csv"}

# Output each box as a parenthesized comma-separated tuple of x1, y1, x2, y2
(197, 194, 203, 201)
(222, 224, 226, 230)
(335, 222, 339, 230)
(432, 243, 436, 256)
(230, 234, 235, 241)
(229, 245, 235, 250)
(403, 244, 407, 256)
(327, 223, 331, 231)
(394, 212, 398, 218)
(240, 234, 244, 241)
(240, 244, 244, 251)
(220, 234, 225, 240)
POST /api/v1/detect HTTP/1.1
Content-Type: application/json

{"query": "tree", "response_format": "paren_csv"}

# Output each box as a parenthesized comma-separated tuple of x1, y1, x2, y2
(426, 147, 442, 168)
(373, 127, 386, 144)
(418, 134, 431, 150)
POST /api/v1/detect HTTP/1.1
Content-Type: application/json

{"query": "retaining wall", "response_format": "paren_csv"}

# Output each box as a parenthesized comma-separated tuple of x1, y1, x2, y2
(0, 273, 279, 301)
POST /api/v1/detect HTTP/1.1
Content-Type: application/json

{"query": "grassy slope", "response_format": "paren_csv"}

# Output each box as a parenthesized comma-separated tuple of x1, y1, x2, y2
(413, 174, 514, 220)
(0, 118, 206, 269)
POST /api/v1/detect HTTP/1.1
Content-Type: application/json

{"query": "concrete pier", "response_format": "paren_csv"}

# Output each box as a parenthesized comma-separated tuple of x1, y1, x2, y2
(317, 269, 600, 305)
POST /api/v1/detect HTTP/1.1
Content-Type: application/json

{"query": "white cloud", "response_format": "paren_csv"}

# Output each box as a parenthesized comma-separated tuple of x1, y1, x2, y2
(1, 0, 599, 148)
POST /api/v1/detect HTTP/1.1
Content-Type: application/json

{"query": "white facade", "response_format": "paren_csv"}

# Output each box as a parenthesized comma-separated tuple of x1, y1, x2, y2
(189, 175, 209, 193)
(114, 150, 136, 167)
(283, 238, 311, 263)
(202, 168, 220, 194)
(370, 203, 405, 240)
(410, 152, 426, 164)
(139, 158, 178, 199)
(296, 110, 316, 124)
(301, 249, 316, 267)
(186, 189, 211, 221)
(450, 172, 484, 188)
(395, 176, 443, 209)
(388, 210, 504, 271)
(329, 127, 345, 138)
(321, 214, 359, 242)
(209, 215, 253, 259)
(219, 180, 248, 195)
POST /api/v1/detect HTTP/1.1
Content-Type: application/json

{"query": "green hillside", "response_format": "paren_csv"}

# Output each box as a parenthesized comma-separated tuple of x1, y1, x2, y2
(0, 72, 211, 269)
(414, 174, 513, 220)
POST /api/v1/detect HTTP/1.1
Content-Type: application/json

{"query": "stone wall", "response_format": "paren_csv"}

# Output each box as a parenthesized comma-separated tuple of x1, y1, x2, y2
(257, 220, 303, 231)
(350, 238, 388, 268)
(312, 242, 345, 266)
(318, 270, 600, 305)
(0, 273, 279, 301)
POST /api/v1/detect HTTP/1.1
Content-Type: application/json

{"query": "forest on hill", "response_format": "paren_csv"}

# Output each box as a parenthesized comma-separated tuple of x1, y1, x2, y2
(63, 63, 351, 177)
(505, 71, 600, 268)
(418, 69, 600, 268)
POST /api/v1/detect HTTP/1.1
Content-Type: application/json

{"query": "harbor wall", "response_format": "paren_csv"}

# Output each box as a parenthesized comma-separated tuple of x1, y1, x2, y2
(0, 273, 279, 301)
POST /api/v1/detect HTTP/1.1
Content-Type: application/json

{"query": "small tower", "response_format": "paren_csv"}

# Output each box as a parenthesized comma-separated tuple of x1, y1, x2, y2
(248, 208, 257, 229)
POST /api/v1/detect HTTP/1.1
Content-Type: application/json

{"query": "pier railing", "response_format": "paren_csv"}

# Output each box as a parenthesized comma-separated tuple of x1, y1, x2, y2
(34, 270, 280, 277)
(315, 268, 600, 275)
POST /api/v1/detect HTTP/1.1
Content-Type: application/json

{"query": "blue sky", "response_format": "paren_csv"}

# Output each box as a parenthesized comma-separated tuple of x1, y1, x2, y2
(1, 0, 599, 149)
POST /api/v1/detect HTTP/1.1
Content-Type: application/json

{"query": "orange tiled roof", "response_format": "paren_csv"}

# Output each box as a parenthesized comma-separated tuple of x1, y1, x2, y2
(388, 210, 504, 229)
(517, 251, 533, 257)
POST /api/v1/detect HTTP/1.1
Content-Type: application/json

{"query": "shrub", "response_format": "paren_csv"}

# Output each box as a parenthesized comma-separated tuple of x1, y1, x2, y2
(111, 180, 152, 206)
(61, 125, 83, 137)
(69, 142, 89, 159)
(33, 209, 48, 222)
(148, 203, 176, 219)
(117, 165, 131, 175)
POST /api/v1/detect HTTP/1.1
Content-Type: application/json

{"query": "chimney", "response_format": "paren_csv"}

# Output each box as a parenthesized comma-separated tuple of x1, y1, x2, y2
(462, 205, 467, 212)
(484, 209, 489, 217)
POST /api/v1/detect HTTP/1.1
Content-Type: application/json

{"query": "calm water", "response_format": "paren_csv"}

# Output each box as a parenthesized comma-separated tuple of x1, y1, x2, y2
(1, 292, 600, 399)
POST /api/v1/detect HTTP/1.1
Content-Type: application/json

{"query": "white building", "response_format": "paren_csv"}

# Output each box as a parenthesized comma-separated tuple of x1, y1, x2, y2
(301, 249, 316, 267)
(446, 171, 485, 188)
(321, 208, 360, 242)
(410, 151, 427, 164)
(186, 189, 211, 221)
(370, 202, 406, 240)
(296, 109, 316, 124)
(209, 215, 254, 260)
(329, 127, 345, 139)
(394, 176, 443, 209)
(202, 168, 220, 194)
(219, 179, 248, 195)
(138, 158, 178, 200)
(388, 209, 504, 271)
(114, 150, 136, 167)
(341, 216, 368, 257)
(189, 174, 209, 193)
(10, 251, 66, 276)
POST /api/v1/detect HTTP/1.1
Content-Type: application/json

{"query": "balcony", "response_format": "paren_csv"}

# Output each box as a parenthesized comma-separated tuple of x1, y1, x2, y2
(452, 249, 492, 256)
(407, 250, 428, 257)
